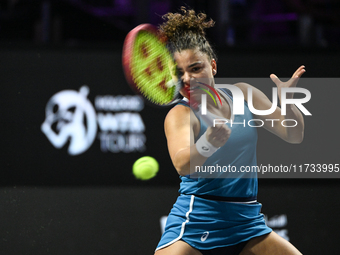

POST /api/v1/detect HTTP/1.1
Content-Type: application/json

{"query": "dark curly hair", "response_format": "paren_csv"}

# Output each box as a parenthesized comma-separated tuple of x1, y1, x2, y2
(158, 7, 217, 61)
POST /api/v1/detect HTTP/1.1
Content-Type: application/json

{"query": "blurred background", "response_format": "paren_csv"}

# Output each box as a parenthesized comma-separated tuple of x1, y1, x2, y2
(1, 0, 340, 254)
(1, 0, 340, 47)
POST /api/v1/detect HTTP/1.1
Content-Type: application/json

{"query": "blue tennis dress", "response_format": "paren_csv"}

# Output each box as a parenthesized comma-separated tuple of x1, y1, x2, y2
(156, 88, 272, 251)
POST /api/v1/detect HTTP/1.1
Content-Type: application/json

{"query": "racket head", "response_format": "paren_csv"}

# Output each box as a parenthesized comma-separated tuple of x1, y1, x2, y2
(122, 24, 181, 107)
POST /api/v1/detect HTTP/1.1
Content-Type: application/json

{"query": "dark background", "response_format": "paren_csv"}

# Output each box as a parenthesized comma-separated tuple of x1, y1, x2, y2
(1, 0, 340, 254)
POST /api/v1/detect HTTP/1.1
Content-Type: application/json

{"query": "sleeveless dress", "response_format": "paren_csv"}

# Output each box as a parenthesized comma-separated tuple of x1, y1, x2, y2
(156, 88, 272, 251)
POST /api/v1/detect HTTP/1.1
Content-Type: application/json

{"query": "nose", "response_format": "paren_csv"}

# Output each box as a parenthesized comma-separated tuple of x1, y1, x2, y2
(182, 72, 192, 87)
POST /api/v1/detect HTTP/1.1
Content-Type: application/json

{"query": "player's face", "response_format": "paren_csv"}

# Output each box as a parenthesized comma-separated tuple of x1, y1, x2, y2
(174, 48, 217, 99)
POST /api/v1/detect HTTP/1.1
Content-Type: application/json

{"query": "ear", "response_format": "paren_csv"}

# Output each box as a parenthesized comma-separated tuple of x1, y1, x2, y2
(211, 59, 217, 76)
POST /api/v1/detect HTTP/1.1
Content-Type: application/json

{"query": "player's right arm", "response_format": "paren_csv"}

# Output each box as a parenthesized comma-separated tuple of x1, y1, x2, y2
(164, 105, 207, 176)
(164, 105, 230, 176)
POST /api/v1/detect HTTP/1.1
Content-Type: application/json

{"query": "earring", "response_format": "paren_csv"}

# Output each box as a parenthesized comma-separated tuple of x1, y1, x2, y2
(213, 70, 217, 74)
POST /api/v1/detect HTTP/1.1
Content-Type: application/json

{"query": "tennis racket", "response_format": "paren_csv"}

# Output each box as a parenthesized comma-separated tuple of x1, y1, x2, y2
(122, 23, 217, 125)
(122, 23, 180, 107)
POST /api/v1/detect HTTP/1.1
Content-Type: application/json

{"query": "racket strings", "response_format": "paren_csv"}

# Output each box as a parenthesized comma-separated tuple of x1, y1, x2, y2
(131, 31, 177, 105)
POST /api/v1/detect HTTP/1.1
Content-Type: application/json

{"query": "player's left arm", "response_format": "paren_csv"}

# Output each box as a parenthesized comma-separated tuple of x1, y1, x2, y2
(235, 65, 306, 144)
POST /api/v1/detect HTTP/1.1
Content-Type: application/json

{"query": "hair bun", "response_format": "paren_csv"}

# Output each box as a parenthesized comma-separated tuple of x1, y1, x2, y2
(159, 6, 215, 42)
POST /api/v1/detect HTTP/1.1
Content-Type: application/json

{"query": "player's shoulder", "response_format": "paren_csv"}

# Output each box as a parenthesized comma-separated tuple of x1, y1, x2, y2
(164, 103, 191, 135)
(233, 82, 253, 93)
(165, 103, 190, 124)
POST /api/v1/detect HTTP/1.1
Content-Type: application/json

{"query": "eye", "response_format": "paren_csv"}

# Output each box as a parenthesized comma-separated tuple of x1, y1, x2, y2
(192, 66, 201, 72)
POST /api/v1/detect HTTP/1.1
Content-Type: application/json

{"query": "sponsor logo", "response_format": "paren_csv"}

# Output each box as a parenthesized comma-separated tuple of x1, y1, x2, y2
(201, 231, 209, 242)
(41, 86, 97, 155)
(42, 86, 146, 155)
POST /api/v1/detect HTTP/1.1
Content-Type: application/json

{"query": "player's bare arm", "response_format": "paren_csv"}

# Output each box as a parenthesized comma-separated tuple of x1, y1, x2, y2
(164, 105, 203, 176)
(235, 65, 306, 143)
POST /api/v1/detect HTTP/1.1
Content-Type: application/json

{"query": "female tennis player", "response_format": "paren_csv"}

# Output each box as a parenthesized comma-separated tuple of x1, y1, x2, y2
(155, 7, 304, 255)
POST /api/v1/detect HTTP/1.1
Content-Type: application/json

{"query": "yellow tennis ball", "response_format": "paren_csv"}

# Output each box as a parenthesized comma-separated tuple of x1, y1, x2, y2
(133, 156, 159, 180)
